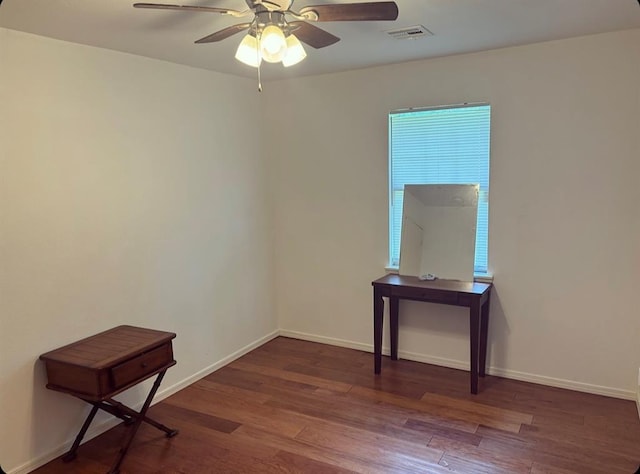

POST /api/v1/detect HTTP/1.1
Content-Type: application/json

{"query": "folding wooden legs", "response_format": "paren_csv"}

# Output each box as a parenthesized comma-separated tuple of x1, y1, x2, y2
(62, 370, 178, 474)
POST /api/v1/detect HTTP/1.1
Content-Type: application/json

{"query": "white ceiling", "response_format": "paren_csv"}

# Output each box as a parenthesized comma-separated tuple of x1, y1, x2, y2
(1, 0, 639, 82)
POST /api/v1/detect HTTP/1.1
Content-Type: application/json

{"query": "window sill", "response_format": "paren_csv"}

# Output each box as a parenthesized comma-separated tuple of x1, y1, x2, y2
(384, 266, 494, 283)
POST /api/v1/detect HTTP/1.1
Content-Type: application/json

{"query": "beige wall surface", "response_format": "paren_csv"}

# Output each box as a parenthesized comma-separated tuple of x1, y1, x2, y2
(0, 28, 275, 473)
(267, 29, 640, 399)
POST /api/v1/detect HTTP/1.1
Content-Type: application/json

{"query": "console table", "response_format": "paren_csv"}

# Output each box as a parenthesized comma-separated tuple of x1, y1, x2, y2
(372, 274, 492, 394)
(40, 325, 179, 474)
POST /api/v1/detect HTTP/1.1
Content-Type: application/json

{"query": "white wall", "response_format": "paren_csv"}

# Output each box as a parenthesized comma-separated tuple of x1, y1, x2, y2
(0, 29, 276, 473)
(267, 29, 640, 399)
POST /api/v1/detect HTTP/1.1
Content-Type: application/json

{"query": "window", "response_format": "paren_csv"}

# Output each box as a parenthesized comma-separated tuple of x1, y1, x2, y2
(389, 103, 491, 274)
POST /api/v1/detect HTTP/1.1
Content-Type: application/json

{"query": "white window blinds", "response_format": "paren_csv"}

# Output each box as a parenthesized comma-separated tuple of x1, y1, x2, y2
(389, 104, 491, 274)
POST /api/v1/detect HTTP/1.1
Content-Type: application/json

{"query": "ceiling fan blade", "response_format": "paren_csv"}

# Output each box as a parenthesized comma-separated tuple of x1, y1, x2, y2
(133, 3, 244, 16)
(288, 21, 340, 49)
(299, 2, 398, 22)
(195, 23, 251, 43)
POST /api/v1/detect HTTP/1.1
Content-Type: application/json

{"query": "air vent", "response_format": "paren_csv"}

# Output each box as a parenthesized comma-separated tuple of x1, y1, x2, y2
(385, 25, 433, 40)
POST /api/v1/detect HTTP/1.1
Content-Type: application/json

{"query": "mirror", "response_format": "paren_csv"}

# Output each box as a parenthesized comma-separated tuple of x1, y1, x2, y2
(399, 184, 479, 282)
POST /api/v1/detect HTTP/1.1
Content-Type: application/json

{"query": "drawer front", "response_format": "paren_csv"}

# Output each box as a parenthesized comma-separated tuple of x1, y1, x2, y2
(391, 286, 459, 305)
(111, 343, 173, 389)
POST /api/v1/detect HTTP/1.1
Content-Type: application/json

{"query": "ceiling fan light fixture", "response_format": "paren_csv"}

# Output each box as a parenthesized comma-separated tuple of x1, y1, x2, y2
(235, 33, 261, 67)
(260, 24, 287, 63)
(282, 34, 307, 67)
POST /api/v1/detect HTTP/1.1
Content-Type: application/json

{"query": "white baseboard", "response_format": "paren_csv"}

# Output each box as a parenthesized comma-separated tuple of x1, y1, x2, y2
(279, 330, 375, 354)
(488, 366, 635, 401)
(279, 330, 636, 401)
(8, 330, 280, 474)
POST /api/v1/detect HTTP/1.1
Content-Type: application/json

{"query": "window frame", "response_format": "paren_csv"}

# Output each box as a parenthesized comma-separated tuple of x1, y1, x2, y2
(388, 102, 491, 276)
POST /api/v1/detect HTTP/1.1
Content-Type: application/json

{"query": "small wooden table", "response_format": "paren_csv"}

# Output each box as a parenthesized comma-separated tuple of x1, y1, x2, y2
(40, 325, 179, 474)
(372, 274, 492, 394)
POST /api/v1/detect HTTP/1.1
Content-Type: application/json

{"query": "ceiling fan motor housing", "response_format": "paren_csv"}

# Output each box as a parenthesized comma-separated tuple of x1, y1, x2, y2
(247, 0, 293, 12)
(255, 11, 286, 28)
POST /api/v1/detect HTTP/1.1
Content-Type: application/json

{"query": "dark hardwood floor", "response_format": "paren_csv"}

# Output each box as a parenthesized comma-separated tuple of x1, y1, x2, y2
(34, 337, 640, 473)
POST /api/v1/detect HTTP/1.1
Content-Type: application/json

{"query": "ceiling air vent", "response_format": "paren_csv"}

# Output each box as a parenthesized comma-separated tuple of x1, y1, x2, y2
(385, 25, 433, 40)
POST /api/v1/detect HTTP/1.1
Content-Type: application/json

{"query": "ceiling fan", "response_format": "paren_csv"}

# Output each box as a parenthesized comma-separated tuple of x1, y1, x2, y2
(134, 0, 399, 70)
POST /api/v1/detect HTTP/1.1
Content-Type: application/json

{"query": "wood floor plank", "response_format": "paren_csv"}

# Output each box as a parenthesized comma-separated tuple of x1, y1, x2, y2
(531, 449, 634, 474)
(520, 423, 640, 472)
(32, 337, 640, 474)
(295, 425, 444, 473)
(263, 389, 413, 437)
(529, 462, 583, 474)
(232, 425, 391, 474)
(350, 385, 523, 433)
(232, 360, 354, 393)
(271, 450, 357, 473)
(420, 391, 534, 425)
(147, 405, 280, 461)
(164, 384, 307, 438)
(429, 434, 534, 473)
(192, 378, 273, 403)
(439, 451, 529, 474)
(284, 362, 431, 399)
(520, 420, 640, 459)
(149, 402, 241, 433)
(476, 424, 538, 460)
(404, 418, 483, 446)
(346, 385, 480, 433)
(295, 420, 444, 464)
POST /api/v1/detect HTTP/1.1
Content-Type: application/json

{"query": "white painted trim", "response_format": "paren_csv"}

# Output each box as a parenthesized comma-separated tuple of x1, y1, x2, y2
(8, 330, 280, 474)
(279, 330, 636, 401)
(279, 329, 374, 353)
(488, 366, 635, 401)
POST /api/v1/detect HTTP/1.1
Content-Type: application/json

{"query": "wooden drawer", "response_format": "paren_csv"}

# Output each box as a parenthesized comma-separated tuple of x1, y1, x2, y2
(111, 343, 173, 390)
(391, 285, 459, 305)
(40, 325, 176, 400)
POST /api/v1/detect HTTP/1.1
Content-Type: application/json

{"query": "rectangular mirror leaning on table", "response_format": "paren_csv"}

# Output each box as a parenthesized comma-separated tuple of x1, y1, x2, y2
(373, 184, 492, 394)
(399, 184, 478, 281)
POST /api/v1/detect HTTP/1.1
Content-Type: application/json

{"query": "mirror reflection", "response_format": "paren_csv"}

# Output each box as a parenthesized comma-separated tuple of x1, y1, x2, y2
(399, 184, 479, 282)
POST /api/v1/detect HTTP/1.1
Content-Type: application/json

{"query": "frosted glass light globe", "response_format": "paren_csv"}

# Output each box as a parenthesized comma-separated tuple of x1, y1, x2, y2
(260, 25, 287, 63)
(282, 34, 307, 67)
(235, 34, 261, 68)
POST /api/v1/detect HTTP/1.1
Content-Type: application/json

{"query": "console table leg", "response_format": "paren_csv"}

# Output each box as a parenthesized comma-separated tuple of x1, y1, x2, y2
(108, 370, 167, 474)
(389, 297, 399, 361)
(373, 288, 384, 374)
(62, 404, 99, 463)
(469, 301, 480, 395)
(479, 293, 491, 377)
